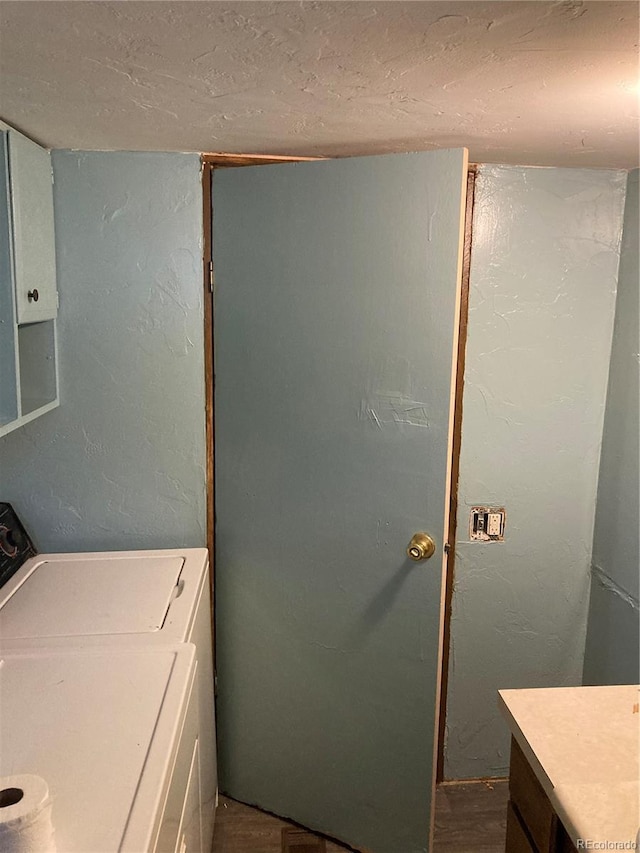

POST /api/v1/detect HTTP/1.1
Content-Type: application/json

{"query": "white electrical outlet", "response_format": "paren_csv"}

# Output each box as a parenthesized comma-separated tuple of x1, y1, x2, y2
(487, 512, 502, 536)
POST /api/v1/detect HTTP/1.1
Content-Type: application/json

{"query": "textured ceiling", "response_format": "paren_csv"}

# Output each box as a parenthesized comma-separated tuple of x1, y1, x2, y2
(0, 1, 638, 168)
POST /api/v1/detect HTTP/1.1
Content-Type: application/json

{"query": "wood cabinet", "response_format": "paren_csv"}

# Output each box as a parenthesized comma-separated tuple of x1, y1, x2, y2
(0, 123, 59, 438)
(506, 738, 578, 853)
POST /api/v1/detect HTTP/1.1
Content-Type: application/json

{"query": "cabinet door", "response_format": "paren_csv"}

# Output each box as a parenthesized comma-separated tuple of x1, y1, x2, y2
(0, 132, 19, 425)
(9, 130, 58, 323)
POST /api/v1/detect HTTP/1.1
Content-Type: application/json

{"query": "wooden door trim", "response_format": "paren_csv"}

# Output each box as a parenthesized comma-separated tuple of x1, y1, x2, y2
(202, 157, 217, 711)
(203, 161, 215, 563)
(203, 152, 321, 167)
(435, 165, 478, 783)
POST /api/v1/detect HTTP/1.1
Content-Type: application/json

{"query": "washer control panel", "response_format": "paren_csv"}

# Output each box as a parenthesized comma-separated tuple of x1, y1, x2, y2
(0, 503, 36, 589)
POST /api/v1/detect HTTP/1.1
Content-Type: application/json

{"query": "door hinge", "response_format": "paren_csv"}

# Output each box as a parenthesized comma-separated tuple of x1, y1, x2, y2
(208, 260, 214, 293)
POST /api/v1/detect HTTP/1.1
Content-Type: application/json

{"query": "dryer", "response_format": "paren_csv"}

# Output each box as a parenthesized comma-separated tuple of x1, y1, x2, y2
(1, 644, 201, 852)
(0, 547, 217, 850)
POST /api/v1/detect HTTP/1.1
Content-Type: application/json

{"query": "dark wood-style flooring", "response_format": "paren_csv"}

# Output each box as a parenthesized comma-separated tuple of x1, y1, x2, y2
(212, 780, 509, 853)
(433, 780, 509, 851)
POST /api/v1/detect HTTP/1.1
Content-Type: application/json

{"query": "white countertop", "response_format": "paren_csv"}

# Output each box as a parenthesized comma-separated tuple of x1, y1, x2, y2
(499, 685, 640, 848)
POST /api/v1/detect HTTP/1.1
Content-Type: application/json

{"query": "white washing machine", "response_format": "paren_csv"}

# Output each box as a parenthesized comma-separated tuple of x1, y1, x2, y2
(0, 547, 217, 850)
(1, 644, 201, 852)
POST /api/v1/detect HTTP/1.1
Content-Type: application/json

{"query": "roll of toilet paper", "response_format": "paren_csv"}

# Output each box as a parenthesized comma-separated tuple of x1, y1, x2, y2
(0, 775, 56, 853)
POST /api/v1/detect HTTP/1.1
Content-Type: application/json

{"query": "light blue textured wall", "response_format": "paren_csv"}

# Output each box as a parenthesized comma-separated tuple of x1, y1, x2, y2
(444, 165, 627, 779)
(583, 169, 639, 685)
(0, 151, 206, 552)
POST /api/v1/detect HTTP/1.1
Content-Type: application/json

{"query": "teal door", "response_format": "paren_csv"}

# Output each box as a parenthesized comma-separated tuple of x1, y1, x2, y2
(213, 150, 468, 853)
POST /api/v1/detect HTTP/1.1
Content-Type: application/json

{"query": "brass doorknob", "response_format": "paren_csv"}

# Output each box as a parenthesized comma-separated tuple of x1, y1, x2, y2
(407, 533, 436, 561)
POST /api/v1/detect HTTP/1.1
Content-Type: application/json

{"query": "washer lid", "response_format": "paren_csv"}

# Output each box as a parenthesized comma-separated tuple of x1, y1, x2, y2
(0, 644, 196, 853)
(0, 555, 184, 638)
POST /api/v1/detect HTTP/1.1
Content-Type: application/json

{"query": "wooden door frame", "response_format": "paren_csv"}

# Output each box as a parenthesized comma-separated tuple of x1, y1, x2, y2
(202, 160, 215, 565)
(201, 152, 477, 784)
(435, 165, 477, 782)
